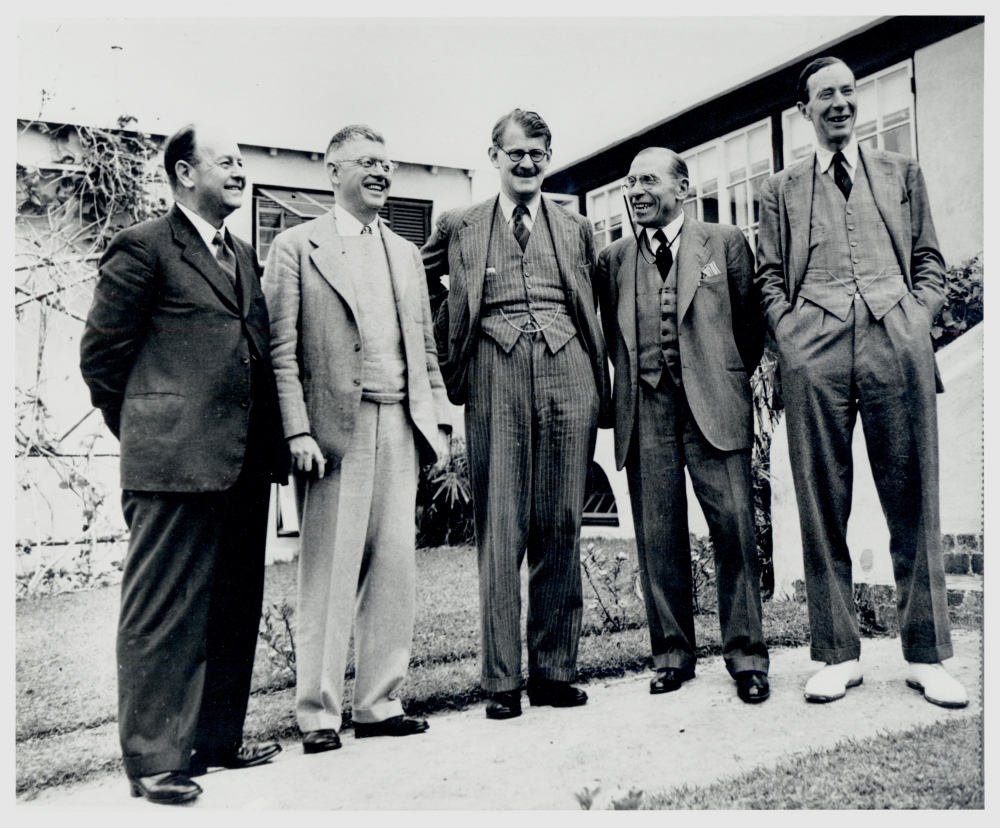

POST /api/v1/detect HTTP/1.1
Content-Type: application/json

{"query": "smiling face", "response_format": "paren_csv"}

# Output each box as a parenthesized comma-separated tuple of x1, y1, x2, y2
(174, 127, 245, 226)
(798, 61, 858, 152)
(626, 149, 689, 229)
(488, 123, 551, 205)
(327, 137, 392, 224)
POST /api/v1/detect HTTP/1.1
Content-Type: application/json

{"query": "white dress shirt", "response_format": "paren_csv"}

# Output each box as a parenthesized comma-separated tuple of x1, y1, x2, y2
(815, 134, 859, 183)
(644, 211, 685, 257)
(498, 190, 541, 233)
(334, 202, 382, 238)
(176, 202, 225, 251)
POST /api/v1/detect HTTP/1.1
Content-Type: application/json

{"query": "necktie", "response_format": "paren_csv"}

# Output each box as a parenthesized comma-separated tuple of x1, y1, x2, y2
(361, 224, 372, 235)
(832, 151, 853, 201)
(212, 230, 237, 286)
(652, 229, 674, 280)
(512, 204, 530, 252)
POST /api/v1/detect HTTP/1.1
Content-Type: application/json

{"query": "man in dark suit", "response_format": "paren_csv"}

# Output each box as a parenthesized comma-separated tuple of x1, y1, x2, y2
(80, 124, 289, 804)
(596, 148, 770, 704)
(756, 57, 967, 707)
(422, 109, 610, 720)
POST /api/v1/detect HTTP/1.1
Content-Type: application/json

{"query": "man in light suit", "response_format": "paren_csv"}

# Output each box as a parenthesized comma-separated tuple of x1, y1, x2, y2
(264, 125, 451, 752)
(80, 124, 287, 804)
(422, 109, 610, 720)
(756, 57, 967, 707)
(596, 148, 770, 703)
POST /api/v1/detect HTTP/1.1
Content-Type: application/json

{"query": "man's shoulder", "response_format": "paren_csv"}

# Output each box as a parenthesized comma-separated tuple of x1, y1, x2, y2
(440, 198, 496, 231)
(766, 155, 814, 189)
(380, 220, 420, 256)
(110, 212, 173, 248)
(599, 234, 634, 268)
(861, 146, 918, 173)
(271, 213, 323, 250)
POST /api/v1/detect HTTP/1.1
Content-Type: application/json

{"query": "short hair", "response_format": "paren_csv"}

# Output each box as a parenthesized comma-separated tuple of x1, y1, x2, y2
(325, 125, 385, 160)
(797, 56, 850, 104)
(164, 123, 199, 188)
(634, 147, 689, 181)
(491, 109, 552, 150)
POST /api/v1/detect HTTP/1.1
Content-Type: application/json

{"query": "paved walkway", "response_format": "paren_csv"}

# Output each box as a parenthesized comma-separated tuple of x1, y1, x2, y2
(24, 631, 981, 811)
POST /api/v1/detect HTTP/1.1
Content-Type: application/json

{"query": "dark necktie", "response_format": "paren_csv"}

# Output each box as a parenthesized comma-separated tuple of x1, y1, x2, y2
(212, 230, 237, 286)
(361, 224, 372, 235)
(512, 204, 531, 252)
(652, 229, 674, 280)
(832, 151, 853, 201)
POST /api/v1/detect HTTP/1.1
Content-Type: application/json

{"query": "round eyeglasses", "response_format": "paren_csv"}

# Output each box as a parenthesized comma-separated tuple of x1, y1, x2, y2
(495, 147, 549, 164)
(336, 157, 395, 174)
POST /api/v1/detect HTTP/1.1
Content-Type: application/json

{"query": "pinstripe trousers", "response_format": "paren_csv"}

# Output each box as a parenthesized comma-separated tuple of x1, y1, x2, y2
(466, 332, 599, 692)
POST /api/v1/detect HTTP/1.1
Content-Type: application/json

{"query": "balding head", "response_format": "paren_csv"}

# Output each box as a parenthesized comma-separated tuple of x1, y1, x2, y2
(625, 147, 690, 229)
(632, 147, 689, 182)
(164, 123, 245, 226)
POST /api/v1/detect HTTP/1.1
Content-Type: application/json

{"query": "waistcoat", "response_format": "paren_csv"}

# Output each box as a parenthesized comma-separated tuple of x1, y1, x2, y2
(636, 239, 681, 389)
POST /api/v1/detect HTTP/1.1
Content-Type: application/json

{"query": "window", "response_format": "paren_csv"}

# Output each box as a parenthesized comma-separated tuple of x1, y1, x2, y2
(782, 59, 916, 163)
(586, 178, 627, 252)
(253, 186, 433, 262)
(682, 119, 773, 250)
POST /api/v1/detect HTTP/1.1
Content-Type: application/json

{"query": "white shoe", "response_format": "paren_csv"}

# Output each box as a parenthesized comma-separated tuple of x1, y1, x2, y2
(804, 659, 863, 702)
(906, 663, 969, 709)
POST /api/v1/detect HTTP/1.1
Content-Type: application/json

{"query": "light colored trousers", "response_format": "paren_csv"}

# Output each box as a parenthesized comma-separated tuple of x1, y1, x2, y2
(295, 400, 418, 731)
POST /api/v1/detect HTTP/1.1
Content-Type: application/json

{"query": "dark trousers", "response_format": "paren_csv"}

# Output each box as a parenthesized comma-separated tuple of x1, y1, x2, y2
(117, 447, 270, 778)
(466, 333, 599, 692)
(626, 378, 768, 676)
(779, 292, 952, 664)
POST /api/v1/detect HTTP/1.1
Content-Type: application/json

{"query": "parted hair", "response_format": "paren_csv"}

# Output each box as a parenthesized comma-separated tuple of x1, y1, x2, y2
(164, 124, 199, 189)
(797, 57, 850, 104)
(491, 109, 552, 149)
(325, 125, 385, 160)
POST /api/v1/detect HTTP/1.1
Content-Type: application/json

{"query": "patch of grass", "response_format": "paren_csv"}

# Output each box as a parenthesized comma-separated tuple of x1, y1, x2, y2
(643, 716, 983, 809)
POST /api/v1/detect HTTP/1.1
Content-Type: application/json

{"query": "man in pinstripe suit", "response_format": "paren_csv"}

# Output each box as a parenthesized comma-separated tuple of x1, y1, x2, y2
(422, 110, 610, 720)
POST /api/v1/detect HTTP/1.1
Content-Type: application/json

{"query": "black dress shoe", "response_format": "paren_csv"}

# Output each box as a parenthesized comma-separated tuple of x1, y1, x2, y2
(303, 729, 343, 754)
(486, 689, 522, 720)
(649, 668, 696, 695)
(353, 715, 429, 738)
(128, 771, 202, 804)
(189, 741, 281, 776)
(526, 677, 588, 707)
(735, 671, 770, 704)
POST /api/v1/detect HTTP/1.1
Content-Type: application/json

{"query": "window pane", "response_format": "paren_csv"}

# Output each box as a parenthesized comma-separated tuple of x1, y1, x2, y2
(726, 134, 747, 183)
(595, 230, 608, 251)
(591, 191, 606, 224)
(784, 108, 815, 161)
(857, 79, 876, 128)
(610, 226, 623, 242)
(860, 135, 878, 151)
(748, 124, 770, 169)
(729, 181, 747, 228)
(749, 174, 767, 225)
(878, 67, 911, 126)
(702, 196, 719, 224)
(856, 120, 878, 138)
(682, 200, 698, 221)
(698, 147, 718, 193)
(881, 123, 911, 156)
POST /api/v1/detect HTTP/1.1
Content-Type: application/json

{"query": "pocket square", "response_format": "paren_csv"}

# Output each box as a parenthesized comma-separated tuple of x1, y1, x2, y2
(701, 261, 722, 279)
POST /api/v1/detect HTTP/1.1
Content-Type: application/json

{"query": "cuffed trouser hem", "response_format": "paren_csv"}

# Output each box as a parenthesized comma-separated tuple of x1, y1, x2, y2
(297, 708, 344, 734)
(726, 656, 770, 677)
(527, 667, 576, 683)
(481, 675, 525, 693)
(810, 643, 862, 664)
(123, 749, 189, 779)
(903, 644, 953, 664)
(351, 698, 405, 725)
(651, 652, 697, 672)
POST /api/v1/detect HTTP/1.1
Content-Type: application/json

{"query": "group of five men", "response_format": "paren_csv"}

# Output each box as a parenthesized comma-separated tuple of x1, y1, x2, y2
(79, 56, 968, 805)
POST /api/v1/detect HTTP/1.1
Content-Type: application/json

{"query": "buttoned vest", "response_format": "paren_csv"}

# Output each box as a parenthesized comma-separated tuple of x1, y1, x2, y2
(801, 158, 907, 321)
(480, 203, 576, 353)
(342, 234, 407, 403)
(636, 242, 682, 389)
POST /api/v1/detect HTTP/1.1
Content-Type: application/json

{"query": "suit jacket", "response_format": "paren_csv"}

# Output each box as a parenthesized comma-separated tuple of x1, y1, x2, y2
(755, 146, 947, 401)
(263, 209, 450, 468)
(421, 195, 611, 422)
(80, 205, 289, 492)
(596, 218, 764, 469)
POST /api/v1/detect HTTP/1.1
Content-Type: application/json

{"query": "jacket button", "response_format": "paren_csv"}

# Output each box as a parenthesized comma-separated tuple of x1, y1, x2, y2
(353, 378, 361, 387)
(241, 399, 250, 408)
(242, 356, 250, 364)
(354, 343, 361, 352)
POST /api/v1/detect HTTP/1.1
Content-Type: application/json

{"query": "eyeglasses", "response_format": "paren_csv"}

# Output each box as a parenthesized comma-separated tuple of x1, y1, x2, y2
(494, 147, 550, 164)
(334, 157, 395, 174)
(623, 175, 664, 190)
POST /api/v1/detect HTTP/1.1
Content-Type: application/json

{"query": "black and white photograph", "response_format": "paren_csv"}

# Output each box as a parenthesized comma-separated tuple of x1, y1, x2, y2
(13, 3, 986, 814)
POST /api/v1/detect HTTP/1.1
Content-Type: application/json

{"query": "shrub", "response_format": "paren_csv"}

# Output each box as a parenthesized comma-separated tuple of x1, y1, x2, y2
(416, 435, 475, 548)
(932, 254, 983, 351)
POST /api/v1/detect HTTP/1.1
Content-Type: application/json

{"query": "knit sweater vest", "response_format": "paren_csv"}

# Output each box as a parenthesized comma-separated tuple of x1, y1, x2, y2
(636, 243, 682, 389)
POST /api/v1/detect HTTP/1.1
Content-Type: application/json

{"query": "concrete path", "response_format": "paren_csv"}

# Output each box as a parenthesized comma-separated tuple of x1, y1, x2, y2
(23, 630, 981, 811)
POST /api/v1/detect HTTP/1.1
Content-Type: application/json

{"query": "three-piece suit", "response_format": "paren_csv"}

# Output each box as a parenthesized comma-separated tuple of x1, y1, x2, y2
(596, 216, 769, 675)
(421, 195, 610, 692)
(80, 205, 288, 778)
(263, 208, 450, 730)
(756, 145, 953, 664)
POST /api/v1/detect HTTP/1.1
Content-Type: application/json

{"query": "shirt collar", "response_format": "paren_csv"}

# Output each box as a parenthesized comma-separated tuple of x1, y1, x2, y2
(498, 190, 541, 223)
(176, 202, 224, 250)
(644, 211, 685, 250)
(815, 134, 859, 175)
(334, 202, 382, 237)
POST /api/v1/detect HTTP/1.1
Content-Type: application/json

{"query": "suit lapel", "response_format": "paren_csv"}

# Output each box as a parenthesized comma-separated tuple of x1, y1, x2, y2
(308, 209, 358, 322)
(167, 207, 240, 314)
(455, 198, 497, 327)
(617, 239, 639, 386)
(380, 220, 417, 360)
(542, 197, 579, 299)
(229, 234, 270, 358)
(677, 218, 710, 322)
(783, 158, 815, 290)
(860, 146, 910, 279)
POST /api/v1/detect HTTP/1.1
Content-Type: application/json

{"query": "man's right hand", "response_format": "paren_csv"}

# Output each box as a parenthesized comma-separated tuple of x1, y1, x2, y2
(288, 434, 326, 479)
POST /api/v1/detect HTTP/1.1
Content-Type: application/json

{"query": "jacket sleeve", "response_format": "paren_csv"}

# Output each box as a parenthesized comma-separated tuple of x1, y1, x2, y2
(413, 245, 452, 434)
(420, 210, 454, 318)
(261, 232, 310, 440)
(79, 230, 159, 439)
(905, 158, 947, 320)
(727, 226, 766, 376)
(754, 175, 794, 335)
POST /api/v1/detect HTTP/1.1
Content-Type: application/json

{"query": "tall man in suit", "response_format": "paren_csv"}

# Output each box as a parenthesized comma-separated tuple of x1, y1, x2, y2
(756, 57, 967, 707)
(264, 125, 451, 752)
(422, 110, 609, 720)
(596, 148, 770, 703)
(80, 124, 288, 804)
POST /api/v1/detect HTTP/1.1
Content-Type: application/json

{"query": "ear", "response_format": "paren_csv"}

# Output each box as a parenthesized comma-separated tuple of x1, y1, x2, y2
(326, 160, 340, 189)
(487, 146, 500, 169)
(675, 177, 691, 200)
(174, 159, 198, 191)
(796, 101, 811, 121)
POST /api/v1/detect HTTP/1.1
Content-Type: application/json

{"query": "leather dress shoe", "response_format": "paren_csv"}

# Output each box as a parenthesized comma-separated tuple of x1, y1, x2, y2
(526, 677, 588, 707)
(804, 660, 863, 703)
(128, 771, 202, 804)
(354, 715, 429, 738)
(735, 671, 770, 703)
(189, 741, 281, 776)
(906, 663, 969, 709)
(649, 668, 695, 695)
(486, 689, 522, 720)
(302, 729, 343, 754)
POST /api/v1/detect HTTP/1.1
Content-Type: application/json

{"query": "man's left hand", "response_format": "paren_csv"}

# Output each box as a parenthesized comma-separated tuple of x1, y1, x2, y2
(431, 428, 451, 475)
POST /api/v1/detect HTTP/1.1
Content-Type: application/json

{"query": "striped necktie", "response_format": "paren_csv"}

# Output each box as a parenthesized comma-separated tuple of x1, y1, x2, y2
(512, 204, 530, 252)
(212, 230, 237, 286)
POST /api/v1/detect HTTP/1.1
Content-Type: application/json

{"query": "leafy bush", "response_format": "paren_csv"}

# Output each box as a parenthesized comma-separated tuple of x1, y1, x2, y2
(416, 435, 475, 548)
(932, 254, 983, 351)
